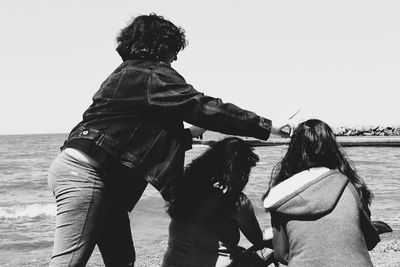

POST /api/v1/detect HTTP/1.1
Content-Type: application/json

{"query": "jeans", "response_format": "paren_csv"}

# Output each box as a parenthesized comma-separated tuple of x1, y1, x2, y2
(48, 151, 137, 266)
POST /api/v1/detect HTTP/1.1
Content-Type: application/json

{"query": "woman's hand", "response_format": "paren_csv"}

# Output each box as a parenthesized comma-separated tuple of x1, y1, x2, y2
(263, 227, 273, 240)
(270, 109, 301, 138)
(188, 125, 206, 139)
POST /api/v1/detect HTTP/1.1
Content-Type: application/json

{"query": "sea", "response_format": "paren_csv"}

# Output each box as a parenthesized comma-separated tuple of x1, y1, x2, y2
(0, 133, 399, 266)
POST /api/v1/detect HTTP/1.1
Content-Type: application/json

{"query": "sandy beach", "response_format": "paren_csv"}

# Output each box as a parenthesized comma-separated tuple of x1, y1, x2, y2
(370, 230, 400, 267)
(70, 192, 400, 267)
(97, 180, 400, 267)
(8, 228, 398, 266)
(133, 231, 400, 267)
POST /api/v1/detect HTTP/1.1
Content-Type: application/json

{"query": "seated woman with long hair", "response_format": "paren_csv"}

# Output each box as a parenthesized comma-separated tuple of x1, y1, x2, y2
(263, 119, 380, 266)
(162, 137, 265, 267)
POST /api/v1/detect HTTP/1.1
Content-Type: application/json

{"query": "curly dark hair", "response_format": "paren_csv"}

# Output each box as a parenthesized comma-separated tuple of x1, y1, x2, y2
(263, 119, 373, 207)
(165, 137, 259, 220)
(116, 13, 187, 61)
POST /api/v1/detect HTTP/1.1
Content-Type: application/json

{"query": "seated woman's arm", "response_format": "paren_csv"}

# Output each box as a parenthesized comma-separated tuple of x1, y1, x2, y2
(232, 193, 264, 246)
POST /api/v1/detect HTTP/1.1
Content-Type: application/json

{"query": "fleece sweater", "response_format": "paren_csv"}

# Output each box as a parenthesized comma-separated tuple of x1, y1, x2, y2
(264, 168, 379, 267)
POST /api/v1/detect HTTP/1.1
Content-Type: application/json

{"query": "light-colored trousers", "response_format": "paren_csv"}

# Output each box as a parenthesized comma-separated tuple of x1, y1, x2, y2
(48, 151, 135, 266)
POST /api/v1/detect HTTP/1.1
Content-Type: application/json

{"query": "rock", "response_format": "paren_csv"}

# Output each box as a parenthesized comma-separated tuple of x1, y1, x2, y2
(331, 125, 400, 136)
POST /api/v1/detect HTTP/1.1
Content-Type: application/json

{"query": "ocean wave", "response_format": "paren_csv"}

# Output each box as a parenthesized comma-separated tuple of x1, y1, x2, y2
(0, 240, 53, 251)
(0, 203, 56, 218)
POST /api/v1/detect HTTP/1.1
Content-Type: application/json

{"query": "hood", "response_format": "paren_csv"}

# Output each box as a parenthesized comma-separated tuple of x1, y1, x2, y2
(264, 168, 348, 217)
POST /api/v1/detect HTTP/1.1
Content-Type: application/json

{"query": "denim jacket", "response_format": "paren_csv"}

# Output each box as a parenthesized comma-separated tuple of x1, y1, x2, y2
(63, 59, 271, 196)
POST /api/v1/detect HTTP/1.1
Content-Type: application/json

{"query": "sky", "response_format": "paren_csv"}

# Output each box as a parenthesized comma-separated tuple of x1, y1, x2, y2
(1, 0, 399, 135)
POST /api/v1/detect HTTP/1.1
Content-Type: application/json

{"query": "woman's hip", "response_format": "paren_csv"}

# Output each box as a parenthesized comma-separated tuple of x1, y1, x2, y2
(47, 149, 105, 193)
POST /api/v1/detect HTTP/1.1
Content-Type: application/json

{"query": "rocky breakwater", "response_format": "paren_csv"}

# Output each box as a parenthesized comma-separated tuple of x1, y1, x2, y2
(193, 125, 400, 147)
(333, 126, 400, 136)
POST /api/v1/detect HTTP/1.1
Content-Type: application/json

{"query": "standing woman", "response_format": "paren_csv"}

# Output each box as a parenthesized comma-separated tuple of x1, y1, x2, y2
(263, 119, 380, 266)
(48, 13, 292, 266)
(162, 137, 266, 267)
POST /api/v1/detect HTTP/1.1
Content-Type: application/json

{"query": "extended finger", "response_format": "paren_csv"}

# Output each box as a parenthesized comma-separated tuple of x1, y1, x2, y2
(288, 109, 301, 120)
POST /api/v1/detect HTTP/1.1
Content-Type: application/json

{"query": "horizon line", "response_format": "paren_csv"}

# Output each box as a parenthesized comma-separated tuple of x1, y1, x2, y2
(1, 124, 400, 137)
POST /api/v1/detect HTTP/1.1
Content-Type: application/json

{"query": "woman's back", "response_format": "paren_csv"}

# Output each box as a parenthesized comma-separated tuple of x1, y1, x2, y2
(162, 137, 263, 267)
(162, 191, 241, 267)
(184, 190, 240, 243)
(285, 184, 372, 266)
(264, 119, 378, 266)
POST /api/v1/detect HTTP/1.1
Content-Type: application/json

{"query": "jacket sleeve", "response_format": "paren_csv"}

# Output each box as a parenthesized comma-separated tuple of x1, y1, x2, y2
(147, 67, 272, 140)
(180, 128, 193, 151)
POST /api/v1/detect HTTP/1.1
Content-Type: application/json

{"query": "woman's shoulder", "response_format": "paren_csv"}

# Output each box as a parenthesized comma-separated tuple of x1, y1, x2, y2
(235, 193, 255, 213)
(238, 192, 251, 204)
(231, 193, 259, 227)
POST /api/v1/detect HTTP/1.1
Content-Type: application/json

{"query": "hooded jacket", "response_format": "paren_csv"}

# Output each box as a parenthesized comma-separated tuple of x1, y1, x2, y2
(264, 168, 380, 266)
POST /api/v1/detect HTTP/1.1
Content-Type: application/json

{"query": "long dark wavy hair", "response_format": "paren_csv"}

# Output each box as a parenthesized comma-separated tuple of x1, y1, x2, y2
(263, 119, 373, 206)
(116, 13, 187, 61)
(166, 137, 259, 220)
